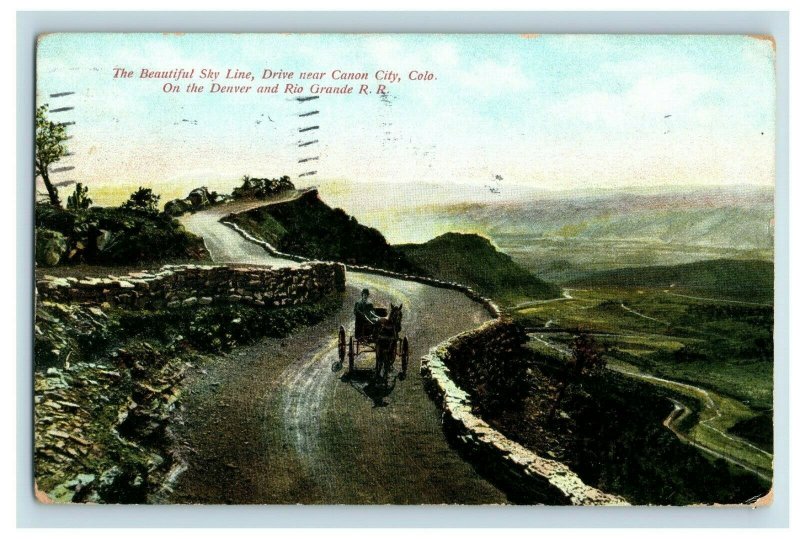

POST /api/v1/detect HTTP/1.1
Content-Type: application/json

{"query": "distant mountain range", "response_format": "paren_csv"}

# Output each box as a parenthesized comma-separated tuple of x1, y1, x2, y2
(306, 181, 774, 253)
(436, 187, 774, 252)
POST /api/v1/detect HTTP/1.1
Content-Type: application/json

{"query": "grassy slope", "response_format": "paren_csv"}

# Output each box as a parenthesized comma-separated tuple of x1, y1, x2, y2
(396, 232, 560, 303)
(569, 259, 773, 304)
(517, 287, 773, 409)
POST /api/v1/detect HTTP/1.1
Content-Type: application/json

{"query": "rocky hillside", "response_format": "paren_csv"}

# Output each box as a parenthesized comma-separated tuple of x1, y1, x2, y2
(227, 189, 419, 273)
(36, 203, 209, 267)
(34, 264, 343, 503)
(230, 192, 559, 304)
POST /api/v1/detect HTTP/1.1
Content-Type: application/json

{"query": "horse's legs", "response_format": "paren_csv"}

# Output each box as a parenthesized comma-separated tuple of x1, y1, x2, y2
(374, 342, 383, 379)
(383, 341, 396, 380)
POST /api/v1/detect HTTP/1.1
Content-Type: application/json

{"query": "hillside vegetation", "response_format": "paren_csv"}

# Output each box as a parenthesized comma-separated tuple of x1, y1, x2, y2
(228, 190, 418, 273)
(230, 193, 559, 303)
(569, 259, 773, 304)
(36, 200, 209, 267)
(396, 232, 560, 302)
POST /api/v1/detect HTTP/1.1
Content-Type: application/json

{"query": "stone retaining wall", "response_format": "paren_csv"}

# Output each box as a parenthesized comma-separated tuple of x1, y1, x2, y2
(421, 319, 628, 506)
(37, 262, 346, 310)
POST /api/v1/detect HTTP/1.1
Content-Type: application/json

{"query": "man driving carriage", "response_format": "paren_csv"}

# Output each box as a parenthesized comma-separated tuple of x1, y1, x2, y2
(354, 288, 381, 323)
(341, 288, 409, 379)
(354, 288, 381, 338)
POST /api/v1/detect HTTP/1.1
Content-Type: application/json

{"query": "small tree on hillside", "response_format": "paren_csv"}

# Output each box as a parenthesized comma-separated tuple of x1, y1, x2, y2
(548, 332, 607, 422)
(122, 187, 160, 214)
(35, 104, 68, 207)
(66, 183, 92, 211)
(277, 175, 294, 191)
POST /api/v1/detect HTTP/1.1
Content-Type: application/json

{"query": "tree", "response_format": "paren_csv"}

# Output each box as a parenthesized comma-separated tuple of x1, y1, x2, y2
(570, 333, 607, 375)
(35, 104, 68, 207)
(121, 187, 160, 214)
(278, 175, 293, 190)
(548, 332, 607, 422)
(66, 183, 92, 211)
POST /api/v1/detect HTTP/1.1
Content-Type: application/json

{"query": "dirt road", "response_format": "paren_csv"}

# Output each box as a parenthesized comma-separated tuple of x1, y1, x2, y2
(170, 205, 507, 504)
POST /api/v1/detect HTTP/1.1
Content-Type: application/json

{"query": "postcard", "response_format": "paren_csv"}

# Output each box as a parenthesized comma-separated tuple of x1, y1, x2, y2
(33, 33, 775, 505)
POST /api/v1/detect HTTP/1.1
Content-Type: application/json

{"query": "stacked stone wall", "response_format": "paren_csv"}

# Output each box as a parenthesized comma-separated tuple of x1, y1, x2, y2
(37, 262, 346, 310)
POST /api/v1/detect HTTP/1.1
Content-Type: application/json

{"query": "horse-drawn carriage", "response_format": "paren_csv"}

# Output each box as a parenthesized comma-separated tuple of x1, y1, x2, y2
(338, 303, 409, 380)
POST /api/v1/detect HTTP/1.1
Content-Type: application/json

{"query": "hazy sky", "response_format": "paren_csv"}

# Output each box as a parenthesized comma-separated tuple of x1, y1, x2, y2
(36, 33, 775, 203)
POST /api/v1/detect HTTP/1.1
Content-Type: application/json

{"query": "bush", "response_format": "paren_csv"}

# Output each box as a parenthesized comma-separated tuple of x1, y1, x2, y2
(66, 183, 92, 211)
(183, 298, 340, 353)
(121, 187, 160, 215)
(163, 198, 192, 217)
(35, 203, 209, 266)
(444, 319, 532, 417)
(36, 228, 67, 266)
(110, 295, 342, 357)
(231, 175, 294, 200)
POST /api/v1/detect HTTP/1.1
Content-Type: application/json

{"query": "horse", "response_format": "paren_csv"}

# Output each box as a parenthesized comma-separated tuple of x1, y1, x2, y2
(373, 303, 402, 380)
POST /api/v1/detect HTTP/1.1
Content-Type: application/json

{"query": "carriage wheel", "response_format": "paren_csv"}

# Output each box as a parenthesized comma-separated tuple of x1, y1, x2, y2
(338, 326, 346, 363)
(401, 337, 409, 375)
(348, 336, 355, 372)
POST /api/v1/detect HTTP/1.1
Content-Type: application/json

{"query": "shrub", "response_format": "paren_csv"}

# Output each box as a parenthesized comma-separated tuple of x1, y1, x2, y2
(231, 175, 295, 200)
(444, 319, 533, 417)
(36, 228, 67, 266)
(35, 203, 209, 266)
(121, 187, 160, 214)
(66, 183, 92, 211)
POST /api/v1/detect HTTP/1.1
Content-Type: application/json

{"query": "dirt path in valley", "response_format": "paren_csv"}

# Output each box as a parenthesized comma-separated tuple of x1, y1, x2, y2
(530, 332, 772, 482)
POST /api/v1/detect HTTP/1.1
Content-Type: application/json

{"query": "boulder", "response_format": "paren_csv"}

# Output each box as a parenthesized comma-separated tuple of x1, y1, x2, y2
(163, 198, 192, 217)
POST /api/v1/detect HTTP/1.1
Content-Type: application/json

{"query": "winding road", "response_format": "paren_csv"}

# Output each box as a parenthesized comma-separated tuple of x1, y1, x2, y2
(530, 332, 773, 481)
(168, 203, 507, 504)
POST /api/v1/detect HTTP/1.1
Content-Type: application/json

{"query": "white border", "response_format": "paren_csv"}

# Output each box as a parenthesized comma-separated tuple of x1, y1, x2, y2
(10, 8, 793, 531)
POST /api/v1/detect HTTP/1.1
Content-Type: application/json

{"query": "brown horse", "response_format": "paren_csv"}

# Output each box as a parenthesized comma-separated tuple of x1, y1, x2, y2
(373, 303, 402, 380)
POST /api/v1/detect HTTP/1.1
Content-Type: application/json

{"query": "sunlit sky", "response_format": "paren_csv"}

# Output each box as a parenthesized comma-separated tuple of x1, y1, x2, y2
(36, 33, 775, 204)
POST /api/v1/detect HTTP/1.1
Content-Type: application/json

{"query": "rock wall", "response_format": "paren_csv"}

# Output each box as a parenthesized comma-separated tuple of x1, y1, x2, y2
(421, 319, 628, 506)
(37, 262, 346, 309)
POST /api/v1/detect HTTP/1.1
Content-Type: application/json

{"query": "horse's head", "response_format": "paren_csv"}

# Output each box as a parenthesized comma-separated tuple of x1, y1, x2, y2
(388, 303, 403, 332)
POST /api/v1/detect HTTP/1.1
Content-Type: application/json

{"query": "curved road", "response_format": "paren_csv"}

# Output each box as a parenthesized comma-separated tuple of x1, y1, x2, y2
(168, 204, 507, 504)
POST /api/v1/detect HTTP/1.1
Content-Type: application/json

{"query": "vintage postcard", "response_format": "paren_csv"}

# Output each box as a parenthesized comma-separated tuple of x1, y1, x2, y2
(33, 33, 775, 505)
